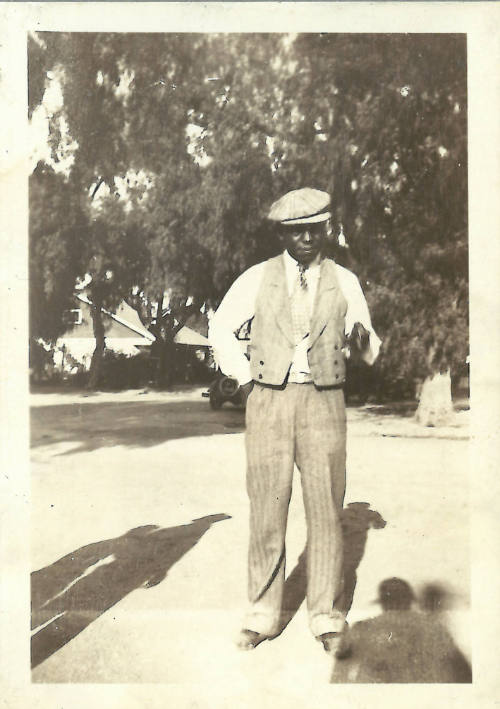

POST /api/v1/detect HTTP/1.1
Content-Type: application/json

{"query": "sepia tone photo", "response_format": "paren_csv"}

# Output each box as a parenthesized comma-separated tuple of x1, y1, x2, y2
(2, 3, 500, 707)
(27, 29, 472, 685)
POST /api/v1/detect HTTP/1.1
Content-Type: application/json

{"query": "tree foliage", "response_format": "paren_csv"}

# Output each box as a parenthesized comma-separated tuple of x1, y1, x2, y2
(29, 32, 468, 396)
(270, 34, 468, 387)
(29, 163, 87, 342)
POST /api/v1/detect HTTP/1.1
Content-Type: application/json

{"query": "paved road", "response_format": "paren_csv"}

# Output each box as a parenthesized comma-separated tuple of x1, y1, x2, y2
(31, 397, 246, 453)
(30, 393, 471, 687)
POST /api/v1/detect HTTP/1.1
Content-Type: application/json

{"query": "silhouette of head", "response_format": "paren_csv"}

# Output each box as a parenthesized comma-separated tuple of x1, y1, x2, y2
(419, 583, 452, 612)
(376, 578, 415, 611)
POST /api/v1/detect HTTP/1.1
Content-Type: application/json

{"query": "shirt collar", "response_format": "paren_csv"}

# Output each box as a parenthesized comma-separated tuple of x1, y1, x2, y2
(282, 249, 321, 281)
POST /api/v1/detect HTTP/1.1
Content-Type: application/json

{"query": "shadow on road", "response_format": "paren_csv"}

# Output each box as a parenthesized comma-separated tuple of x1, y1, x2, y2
(330, 577, 472, 683)
(278, 502, 386, 633)
(31, 400, 246, 454)
(31, 513, 231, 669)
(358, 400, 469, 419)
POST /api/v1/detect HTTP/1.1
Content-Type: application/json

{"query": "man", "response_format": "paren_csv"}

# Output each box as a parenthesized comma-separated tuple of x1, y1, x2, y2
(209, 188, 381, 656)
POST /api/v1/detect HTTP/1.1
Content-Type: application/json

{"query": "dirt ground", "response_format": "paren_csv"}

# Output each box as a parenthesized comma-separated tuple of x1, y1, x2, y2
(30, 387, 471, 686)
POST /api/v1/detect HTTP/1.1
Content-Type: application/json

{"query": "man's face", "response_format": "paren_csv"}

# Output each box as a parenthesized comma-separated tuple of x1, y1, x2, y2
(281, 223, 326, 265)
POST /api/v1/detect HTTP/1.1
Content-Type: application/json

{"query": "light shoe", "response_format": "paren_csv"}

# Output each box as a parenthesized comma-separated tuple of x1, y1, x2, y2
(318, 626, 352, 659)
(236, 628, 270, 651)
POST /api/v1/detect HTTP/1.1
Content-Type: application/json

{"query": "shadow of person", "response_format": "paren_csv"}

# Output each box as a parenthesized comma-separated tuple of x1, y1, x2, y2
(418, 582, 472, 683)
(278, 502, 386, 633)
(331, 578, 472, 683)
(31, 513, 231, 669)
(338, 502, 386, 616)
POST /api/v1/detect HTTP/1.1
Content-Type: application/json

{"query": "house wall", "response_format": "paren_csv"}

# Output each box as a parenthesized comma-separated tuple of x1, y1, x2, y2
(63, 300, 147, 340)
(52, 298, 154, 373)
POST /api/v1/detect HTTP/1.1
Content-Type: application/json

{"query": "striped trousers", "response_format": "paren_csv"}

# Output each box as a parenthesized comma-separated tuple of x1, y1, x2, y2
(244, 382, 347, 638)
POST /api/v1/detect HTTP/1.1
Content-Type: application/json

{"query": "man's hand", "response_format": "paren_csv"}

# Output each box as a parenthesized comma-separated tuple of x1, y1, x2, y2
(240, 381, 255, 405)
(348, 322, 370, 353)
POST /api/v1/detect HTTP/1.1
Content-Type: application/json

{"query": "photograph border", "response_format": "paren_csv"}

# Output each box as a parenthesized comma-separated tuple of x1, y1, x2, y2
(1, 2, 499, 707)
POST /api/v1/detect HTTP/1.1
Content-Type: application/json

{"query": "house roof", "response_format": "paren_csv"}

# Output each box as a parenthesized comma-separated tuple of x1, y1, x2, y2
(68, 296, 209, 347)
(174, 326, 209, 347)
(76, 294, 155, 342)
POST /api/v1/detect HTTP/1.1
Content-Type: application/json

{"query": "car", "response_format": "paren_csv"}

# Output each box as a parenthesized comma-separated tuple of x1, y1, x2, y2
(203, 372, 244, 409)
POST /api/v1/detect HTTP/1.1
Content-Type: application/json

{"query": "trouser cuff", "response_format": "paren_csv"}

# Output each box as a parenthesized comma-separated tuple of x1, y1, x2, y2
(310, 610, 347, 638)
(243, 609, 281, 637)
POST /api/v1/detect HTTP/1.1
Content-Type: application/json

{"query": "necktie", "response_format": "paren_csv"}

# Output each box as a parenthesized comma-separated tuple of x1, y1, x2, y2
(298, 263, 308, 289)
(290, 263, 311, 345)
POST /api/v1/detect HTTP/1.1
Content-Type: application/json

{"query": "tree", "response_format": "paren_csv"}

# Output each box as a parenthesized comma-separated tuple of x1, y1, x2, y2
(29, 33, 468, 413)
(29, 162, 88, 377)
(270, 34, 468, 422)
(138, 34, 287, 387)
(29, 32, 220, 387)
(108, 34, 285, 385)
(82, 195, 149, 388)
(29, 33, 163, 386)
(197, 38, 282, 290)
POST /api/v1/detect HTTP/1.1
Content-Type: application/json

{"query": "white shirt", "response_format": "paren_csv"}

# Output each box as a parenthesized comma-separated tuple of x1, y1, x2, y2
(209, 251, 381, 385)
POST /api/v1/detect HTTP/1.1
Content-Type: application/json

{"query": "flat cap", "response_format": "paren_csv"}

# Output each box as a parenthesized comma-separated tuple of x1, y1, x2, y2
(267, 188, 331, 225)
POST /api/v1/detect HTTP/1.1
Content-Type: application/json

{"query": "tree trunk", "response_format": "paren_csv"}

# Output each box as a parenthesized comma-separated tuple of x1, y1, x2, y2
(29, 339, 46, 383)
(153, 293, 166, 388)
(87, 303, 106, 390)
(415, 369, 454, 426)
(162, 337, 177, 389)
